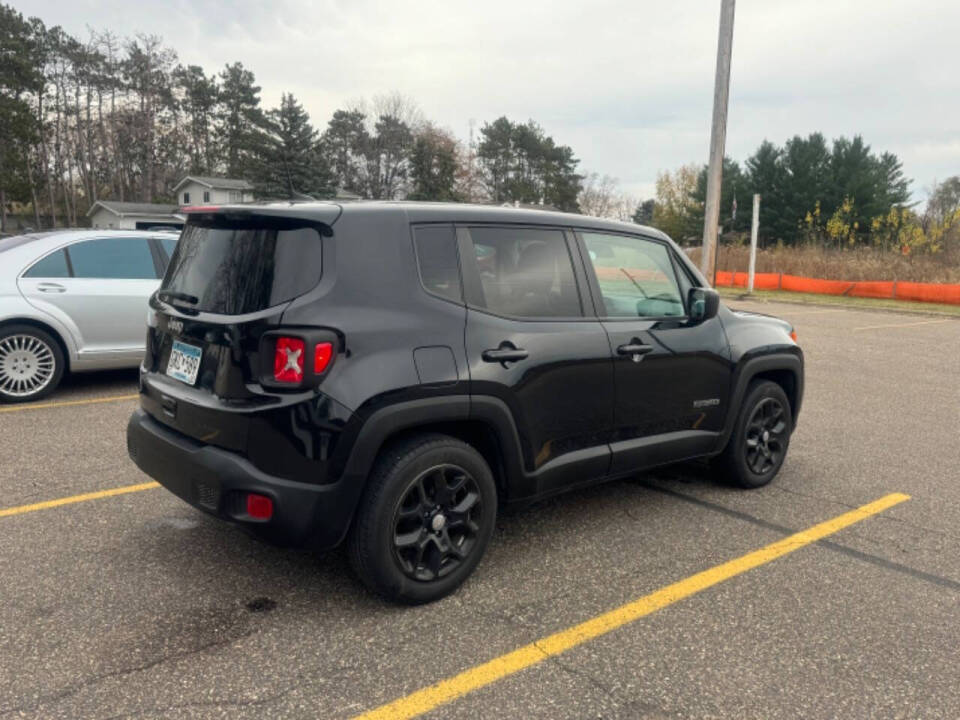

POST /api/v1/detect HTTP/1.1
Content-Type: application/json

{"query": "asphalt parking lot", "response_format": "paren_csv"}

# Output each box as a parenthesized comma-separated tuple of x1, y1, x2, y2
(1, 299, 958, 719)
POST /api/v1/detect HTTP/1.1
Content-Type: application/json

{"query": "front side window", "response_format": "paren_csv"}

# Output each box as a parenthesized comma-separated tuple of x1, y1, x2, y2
(413, 225, 461, 302)
(581, 232, 684, 318)
(24, 249, 70, 278)
(68, 237, 158, 279)
(465, 227, 581, 318)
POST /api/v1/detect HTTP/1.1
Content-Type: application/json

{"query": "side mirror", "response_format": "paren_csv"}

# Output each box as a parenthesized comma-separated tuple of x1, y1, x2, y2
(688, 287, 720, 322)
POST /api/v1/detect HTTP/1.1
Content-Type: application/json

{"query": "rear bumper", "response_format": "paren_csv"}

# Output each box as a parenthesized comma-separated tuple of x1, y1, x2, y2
(126, 408, 362, 549)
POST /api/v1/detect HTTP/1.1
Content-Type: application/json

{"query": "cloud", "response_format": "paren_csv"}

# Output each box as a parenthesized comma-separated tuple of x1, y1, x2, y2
(20, 0, 960, 202)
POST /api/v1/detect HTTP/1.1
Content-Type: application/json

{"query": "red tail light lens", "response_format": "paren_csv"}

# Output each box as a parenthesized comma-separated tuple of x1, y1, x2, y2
(246, 493, 273, 520)
(314, 342, 334, 374)
(273, 337, 305, 383)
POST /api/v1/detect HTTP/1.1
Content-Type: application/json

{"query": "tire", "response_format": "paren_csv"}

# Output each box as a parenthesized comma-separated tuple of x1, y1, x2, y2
(348, 433, 497, 604)
(0, 325, 65, 403)
(715, 380, 792, 489)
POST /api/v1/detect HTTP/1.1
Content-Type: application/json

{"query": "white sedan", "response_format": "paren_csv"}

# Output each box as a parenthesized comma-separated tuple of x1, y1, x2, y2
(0, 229, 179, 402)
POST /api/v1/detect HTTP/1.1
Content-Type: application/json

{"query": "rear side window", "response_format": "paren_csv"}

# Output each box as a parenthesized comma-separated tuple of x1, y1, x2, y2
(464, 227, 581, 318)
(24, 249, 70, 278)
(413, 225, 461, 303)
(69, 237, 158, 279)
(162, 223, 323, 314)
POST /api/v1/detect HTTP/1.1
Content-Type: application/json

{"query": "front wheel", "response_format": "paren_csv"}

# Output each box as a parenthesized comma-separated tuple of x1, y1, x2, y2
(715, 380, 792, 488)
(0, 325, 65, 403)
(348, 433, 497, 604)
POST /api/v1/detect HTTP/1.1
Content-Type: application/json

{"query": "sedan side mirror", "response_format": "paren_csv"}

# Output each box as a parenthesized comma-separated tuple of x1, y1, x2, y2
(688, 287, 720, 322)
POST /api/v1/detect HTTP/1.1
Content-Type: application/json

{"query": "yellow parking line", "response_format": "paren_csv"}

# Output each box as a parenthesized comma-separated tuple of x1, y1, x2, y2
(0, 481, 160, 518)
(354, 492, 910, 720)
(853, 318, 951, 332)
(0, 393, 139, 414)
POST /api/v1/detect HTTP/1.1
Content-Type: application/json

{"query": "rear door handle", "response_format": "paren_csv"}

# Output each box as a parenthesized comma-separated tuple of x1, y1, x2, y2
(37, 282, 66, 293)
(482, 344, 529, 366)
(617, 342, 654, 360)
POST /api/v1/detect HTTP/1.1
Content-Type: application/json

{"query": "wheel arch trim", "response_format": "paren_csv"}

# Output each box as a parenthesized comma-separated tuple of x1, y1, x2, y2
(341, 394, 528, 503)
(717, 351, 804, 452)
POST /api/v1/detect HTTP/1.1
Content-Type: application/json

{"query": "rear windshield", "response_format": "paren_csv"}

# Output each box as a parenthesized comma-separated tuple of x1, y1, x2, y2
(0, 232, 62, 254)
(161, 221, 323, 315)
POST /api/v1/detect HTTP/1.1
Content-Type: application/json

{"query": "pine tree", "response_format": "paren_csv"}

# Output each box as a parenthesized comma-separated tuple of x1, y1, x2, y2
(745, 140, 789, 243)
(409, 125, 459, 201)
(691, 157, 751, 235)
(255, 93, 333, 199)
(476, 117, 583, 211)
(632, 199, 655, 226)
(216, 62, 265, 179)
(0, 4, 42, 231)
(174, 64, 219, 174)
(320, 109, 368, 196)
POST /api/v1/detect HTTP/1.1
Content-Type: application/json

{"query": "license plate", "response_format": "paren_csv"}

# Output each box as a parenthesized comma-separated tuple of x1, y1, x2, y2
(166, 340, 202, 385)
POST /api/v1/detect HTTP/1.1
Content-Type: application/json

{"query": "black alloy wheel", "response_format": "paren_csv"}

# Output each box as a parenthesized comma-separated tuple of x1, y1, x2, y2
(743, 397, 788, 476)
(715, 379, 792, 489)
(348, 433, 497, 604)
(392, 464, 483, 582)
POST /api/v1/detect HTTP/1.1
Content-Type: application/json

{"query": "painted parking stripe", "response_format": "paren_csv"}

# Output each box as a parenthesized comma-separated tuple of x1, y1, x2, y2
(853, 318, 952, 332)
(0, 393, 138, 414)
(0, 481, 159, 518)
(353, 492, 910, 720)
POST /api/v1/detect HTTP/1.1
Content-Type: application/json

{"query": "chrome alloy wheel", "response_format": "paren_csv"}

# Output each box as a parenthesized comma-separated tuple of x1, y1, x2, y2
(0, 334, 57, 398)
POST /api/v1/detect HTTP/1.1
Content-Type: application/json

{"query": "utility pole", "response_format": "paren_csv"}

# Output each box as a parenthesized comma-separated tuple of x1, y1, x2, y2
(700, 0, 736, 284)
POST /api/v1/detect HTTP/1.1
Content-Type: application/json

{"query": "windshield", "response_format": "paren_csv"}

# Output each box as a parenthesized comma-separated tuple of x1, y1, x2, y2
(160, 221, 323, 315)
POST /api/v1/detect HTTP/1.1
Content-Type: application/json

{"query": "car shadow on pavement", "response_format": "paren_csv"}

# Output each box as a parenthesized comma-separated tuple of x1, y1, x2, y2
(127, 460, 729, 618)
(57, 367, 140, 395)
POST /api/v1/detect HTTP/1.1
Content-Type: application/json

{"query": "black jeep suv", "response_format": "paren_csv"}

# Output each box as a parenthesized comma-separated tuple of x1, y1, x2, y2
(127, 201, 803, 604)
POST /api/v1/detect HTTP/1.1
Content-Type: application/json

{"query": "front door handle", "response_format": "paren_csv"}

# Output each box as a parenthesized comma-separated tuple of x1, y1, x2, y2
(482, 343, 529, 367)
(37, 282, 66, 293)
(616, 342, 654, 362)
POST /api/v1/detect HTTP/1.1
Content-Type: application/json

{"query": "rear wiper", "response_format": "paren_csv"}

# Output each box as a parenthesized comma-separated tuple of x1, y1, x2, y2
(157, 290, 199, 305)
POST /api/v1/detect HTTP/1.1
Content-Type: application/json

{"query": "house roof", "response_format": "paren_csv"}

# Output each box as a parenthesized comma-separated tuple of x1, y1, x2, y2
(172, 176, 254, 192)
(86, 201, 182, 218)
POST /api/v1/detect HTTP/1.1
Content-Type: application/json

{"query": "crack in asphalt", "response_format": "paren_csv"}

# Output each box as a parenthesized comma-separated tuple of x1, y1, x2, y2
(547, 652, 627, 705)
(640, 482, 960, 593)
(0, 628, 256, 718)
(104, 677, 309, 720)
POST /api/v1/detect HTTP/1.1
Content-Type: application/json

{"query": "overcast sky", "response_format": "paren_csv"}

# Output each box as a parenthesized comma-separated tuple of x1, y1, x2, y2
(20, 0, 960, 204)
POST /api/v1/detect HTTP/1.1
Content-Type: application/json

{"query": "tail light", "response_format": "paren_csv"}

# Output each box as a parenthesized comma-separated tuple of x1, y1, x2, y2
(314, 342, 334, 373)
(273, 337, 305, 383)
(789, 330, 798, 343)
(260, 330, 338, 389)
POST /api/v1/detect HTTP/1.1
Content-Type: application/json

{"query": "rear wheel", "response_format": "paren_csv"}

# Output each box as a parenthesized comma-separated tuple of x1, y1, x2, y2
(715, 380, 792, 488)
(0, 325, 64, 403)
(348, 433, 497, 604)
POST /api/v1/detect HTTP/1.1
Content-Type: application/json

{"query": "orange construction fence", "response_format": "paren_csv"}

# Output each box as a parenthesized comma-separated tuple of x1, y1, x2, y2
(714, 271, 960, 306)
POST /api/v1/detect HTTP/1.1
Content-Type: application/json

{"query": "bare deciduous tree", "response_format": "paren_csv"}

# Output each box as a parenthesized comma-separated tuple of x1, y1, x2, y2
(578, 172, 637, 222)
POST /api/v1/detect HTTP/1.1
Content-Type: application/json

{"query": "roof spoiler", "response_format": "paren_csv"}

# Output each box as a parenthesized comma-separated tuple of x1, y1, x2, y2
(179, 203, 342, 234)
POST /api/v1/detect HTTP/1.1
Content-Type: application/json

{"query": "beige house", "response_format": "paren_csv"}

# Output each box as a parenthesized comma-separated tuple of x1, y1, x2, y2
(87, 201, 185, 230)
(172, 176, 255, 206)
